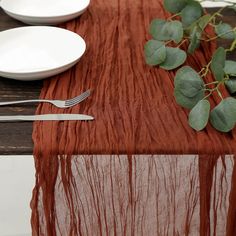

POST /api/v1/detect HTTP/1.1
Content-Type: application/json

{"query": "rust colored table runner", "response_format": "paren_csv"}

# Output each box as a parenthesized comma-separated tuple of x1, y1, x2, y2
(31, 0, 236, 235)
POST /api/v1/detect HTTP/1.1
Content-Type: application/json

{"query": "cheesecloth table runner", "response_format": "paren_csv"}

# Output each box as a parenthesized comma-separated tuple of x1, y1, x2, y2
(31, 0, 236, 235)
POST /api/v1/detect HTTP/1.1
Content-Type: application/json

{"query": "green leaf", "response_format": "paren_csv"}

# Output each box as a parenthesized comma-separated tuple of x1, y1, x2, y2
(166, 21, 184, 43)
(160, 47, 187, 70)
(210, 97, 236, 132)
(188, 26, 201, 54)
(181, 1, 203, 28)
(224, 60, 236, 76)
(211, 47, 226, 66)
(184, 14, 210, 35)
(188, 99, 210, 131)
(174, 89, 205, 109)
(225, 79, 236, 94)
(163, 0, 187, 13)
(150, 20, 183, 43)
(215, 23, 235, 40)
(184, 21, 198, 36)
(174, 66, 204, 97)
(198, 14, 211, 31)
(144, 40, 166, 66)
(149, 19, 168, 41)
(210, 47, 226, 81)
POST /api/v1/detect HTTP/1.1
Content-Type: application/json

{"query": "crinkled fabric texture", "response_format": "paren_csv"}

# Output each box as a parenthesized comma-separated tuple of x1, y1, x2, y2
(31, 0, 236, 235)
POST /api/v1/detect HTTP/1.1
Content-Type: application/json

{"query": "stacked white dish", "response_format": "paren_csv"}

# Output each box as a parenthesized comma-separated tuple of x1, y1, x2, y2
(0, 26, 86, 80)
(0, 0, 90, 25)
(0, 0, 90, 81)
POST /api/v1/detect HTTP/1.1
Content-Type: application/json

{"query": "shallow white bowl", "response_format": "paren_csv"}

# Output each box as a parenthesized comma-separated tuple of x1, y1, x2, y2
(0, 26, 86, 81)
(199, 0, 235, 8)
(0, 0, 90, 25)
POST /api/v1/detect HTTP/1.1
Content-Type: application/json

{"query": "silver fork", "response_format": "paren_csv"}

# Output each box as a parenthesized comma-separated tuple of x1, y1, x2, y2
(0, 89, 91, 108)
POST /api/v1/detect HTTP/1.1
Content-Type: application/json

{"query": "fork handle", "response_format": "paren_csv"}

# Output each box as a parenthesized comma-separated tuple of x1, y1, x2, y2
(0, 99, 51, 106)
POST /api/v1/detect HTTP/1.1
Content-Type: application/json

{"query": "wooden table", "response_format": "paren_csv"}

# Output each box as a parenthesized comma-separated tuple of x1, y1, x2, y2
(0, 8, 42, 154)
(0, 7, 235, 155)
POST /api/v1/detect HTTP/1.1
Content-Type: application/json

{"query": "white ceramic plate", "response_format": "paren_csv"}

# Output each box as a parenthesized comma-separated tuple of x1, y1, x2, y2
(199, 0, 236, 7)
(0, 26, 86, 81)
(0, 0, 90, 25)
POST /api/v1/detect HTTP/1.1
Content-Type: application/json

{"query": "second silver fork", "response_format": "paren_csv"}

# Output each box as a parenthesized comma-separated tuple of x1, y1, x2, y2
(0, 89, 91, 108)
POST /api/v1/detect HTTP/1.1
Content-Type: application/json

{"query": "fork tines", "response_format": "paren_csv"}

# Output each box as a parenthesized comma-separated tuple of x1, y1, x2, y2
(65, 89, 91, 107)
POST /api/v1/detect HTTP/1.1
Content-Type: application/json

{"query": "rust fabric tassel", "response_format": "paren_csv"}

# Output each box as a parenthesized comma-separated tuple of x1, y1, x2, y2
(31, 0, 236, 235)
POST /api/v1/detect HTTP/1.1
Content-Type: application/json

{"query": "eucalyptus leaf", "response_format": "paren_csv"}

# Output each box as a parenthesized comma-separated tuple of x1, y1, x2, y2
(160, 47, 187, 70)
(210, 47, 226, 81)
(188, 99, 210, 131)
(188, 26, 201, 54)
(226, 97, 236, 120)
(210, 97, 236, 132)
(181, 1, 203, 28)
(224, 60, 236, 76)
(144, 40, 166, 66)
(174, 66, 204, 97)
(165, 21, 184, 43)
(150, 20, 183, 43)
(215, 23, 235, 40)
(149, 19, 168, 41)
(198, 14, 211, 31)
(184, 14, 208, 36)
(163, 0, 187, 13)
(225, 79, 236, 94)
(174, 89, 205, 109)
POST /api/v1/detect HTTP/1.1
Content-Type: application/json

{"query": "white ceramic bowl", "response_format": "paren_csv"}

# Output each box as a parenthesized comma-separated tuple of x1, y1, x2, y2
(0, 26, 86, 81)
(0, 0, 90, 25)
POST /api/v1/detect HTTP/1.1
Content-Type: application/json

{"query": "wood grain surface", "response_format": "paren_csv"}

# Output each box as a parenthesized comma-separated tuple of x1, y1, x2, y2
(0, 7, 235, 154)
(0, 8, 42, 154)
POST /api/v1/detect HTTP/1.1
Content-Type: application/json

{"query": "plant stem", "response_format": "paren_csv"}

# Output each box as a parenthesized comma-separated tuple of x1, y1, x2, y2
(203, 80, 224, 100)
(167, 13, 180, 21)
(165, 40, 172, 46)
(226, 38, 236, 52)
(204, 88, 213, 91)
(198, 67, 205, 75)
(216, 87, 224, 100)
(204, 81, 219, 86)
(201, 60, 212, 77)
(177, 39, 188, 48)
(203, 90, 213, 100)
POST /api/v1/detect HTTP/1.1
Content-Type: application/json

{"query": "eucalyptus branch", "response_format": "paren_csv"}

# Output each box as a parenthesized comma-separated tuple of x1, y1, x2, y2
(206, 6, 226, 25)
(145, 0, 236, 132)
(203, 81, 224, 100)
(206, 27, 236, 41)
